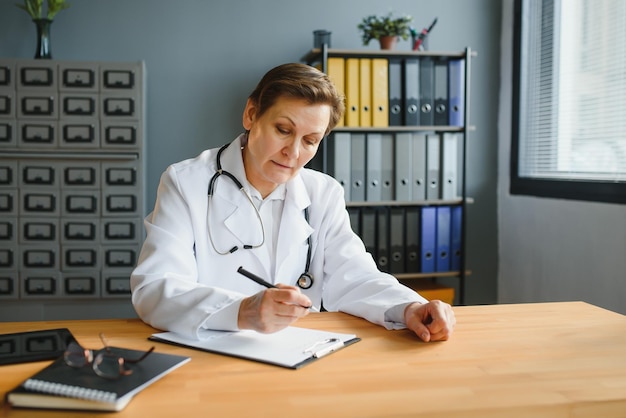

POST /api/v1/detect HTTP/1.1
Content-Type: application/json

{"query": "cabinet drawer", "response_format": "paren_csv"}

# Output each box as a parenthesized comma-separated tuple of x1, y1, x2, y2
(21, 245, 58, 269)
(18, 92, 58, 119)
(0, 119, 16, 147)
(21, 190, 58, 215)
(60, 93, 98, 118)
(0, 272, 18, 299)
(59, 119, 99, 148)
(18, 120, 58, 148)
(62, 163, 100, 188)
(102, 246, 137, 268)
(20, 218, 58, 242)
(18, 63, 57, 90)
(63, 272, 100, 297)
(0, 91, 15, 118)
(59, 63, 98, 92)
(0, 246, 17, 269)
(61, 218, 99, 243)
(62, 246, 99, 269)
(62, 190, 99, 216)
(0, 189, 17, 215)
(102, 270, 132, 298)
(0, 160, 17, 187)
(20, 270, 61, 298)
(0, 218, 16, 241)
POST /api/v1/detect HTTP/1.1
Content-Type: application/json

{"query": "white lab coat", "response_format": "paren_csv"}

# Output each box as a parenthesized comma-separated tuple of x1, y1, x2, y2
(131, 134, 426, 338)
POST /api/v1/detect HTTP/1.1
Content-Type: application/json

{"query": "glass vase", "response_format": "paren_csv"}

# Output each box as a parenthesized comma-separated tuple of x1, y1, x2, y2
(33, 18, 53, 59)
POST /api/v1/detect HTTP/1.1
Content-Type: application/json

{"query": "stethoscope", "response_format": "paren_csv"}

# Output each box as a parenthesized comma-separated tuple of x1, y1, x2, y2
(206, 143, 314, 289)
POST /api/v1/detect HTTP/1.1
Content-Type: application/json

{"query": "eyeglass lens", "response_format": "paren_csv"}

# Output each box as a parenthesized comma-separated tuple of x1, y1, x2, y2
(63, 335, 154, 379)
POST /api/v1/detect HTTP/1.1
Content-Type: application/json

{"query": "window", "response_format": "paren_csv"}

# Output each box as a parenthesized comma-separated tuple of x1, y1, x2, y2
(511, 0, 626, 203)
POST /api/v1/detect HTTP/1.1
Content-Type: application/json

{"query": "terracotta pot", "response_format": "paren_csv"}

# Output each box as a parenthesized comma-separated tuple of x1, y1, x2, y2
(379, 36, 398, 50)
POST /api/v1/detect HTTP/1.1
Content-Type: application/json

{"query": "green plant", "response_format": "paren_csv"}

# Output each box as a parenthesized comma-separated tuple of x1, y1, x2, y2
(357, 12, 413, 45)
(16, 0, 70, 20)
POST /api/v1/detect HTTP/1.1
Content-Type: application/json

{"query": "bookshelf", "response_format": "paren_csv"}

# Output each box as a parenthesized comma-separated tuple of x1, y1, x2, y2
(302, 45, 474, 304)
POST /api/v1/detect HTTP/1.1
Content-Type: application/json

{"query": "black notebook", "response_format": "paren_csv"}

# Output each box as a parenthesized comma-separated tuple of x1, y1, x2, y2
(6, 346, 190, 411)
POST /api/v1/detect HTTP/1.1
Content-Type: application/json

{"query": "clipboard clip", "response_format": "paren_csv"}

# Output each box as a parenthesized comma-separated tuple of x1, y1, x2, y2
(303, 338, 345, 358)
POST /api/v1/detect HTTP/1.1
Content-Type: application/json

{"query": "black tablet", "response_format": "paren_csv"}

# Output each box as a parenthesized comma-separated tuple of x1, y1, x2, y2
(0, 328, 77, 366)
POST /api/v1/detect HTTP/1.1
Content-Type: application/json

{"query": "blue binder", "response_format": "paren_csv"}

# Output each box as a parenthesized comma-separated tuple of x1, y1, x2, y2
(450, 205, 463, 271)
(420, 206, 436, 273)
(435, 206, 451, 272)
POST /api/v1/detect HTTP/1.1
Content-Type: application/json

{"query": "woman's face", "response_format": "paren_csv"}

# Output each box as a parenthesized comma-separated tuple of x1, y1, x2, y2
(242, 96, 330, 198)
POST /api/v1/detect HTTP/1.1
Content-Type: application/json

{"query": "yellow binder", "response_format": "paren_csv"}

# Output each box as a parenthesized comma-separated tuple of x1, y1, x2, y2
(371, 58, 389, 127)
(327, 57, 345, 128)
(344, 58, 360, 127)
(359, 58, 372, 127)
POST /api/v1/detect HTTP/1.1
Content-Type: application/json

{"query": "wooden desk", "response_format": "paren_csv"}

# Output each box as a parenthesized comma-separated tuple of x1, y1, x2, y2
(1, 301, 626, 417)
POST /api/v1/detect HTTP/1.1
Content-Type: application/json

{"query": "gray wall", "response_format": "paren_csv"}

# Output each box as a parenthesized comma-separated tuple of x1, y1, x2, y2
(0, 0, 502, 308)
(498, 0, 626, 315)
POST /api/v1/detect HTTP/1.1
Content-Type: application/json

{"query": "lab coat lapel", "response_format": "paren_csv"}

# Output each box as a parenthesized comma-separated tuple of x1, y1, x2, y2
(275, 176, 313, 280)
(210, 137, 266, 265)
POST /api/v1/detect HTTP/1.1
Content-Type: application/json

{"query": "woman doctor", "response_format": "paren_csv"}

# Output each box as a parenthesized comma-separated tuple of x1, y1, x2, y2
(131, 63, 455, 342)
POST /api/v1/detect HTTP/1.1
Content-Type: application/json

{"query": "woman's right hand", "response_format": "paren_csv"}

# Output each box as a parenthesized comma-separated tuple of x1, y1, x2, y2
(237, 284, 312, 333)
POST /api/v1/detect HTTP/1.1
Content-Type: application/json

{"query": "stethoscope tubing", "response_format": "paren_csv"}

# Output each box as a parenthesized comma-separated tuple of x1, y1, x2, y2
(206, 143, 314, 289)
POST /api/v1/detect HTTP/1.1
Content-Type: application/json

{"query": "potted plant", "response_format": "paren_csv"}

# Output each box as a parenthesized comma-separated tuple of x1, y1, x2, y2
(16, 0, 70, 20)
(357, 12, 413, 50)
(15, 0, 71, 59)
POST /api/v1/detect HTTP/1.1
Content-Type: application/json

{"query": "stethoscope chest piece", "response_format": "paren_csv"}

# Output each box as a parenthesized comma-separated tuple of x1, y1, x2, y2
(297, 272, 314, 289)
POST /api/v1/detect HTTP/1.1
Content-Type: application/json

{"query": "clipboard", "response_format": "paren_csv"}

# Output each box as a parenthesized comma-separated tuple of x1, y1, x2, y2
(149, 326, 360, 369)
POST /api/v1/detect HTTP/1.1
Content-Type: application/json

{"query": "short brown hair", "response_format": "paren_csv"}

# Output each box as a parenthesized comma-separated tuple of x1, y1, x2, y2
(248, 63, 345, 135)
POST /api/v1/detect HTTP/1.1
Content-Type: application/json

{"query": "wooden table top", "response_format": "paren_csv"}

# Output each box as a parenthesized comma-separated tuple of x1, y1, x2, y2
(1, 301, 626, 418)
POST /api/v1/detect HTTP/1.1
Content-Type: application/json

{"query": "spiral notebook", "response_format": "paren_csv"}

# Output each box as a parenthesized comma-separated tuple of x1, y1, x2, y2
(6, 346, 190, 411)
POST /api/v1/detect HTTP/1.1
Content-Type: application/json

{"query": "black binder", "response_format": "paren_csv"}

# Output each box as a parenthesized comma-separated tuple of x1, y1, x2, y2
(403, 58, 420, 126)
(419, 57, 434, 126)
(405, 207, 420, 272)
(434, 58, 449, 125)
(389, 207, 405, 274)
(376, 207, 390, 272)
(388, 58, 403, 126)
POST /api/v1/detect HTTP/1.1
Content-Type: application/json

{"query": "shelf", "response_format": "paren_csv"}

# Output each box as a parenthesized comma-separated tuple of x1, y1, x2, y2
(0, 150, 140, 160)
(395, 270, 472, 280)
(345, 198, 472, 207)
(333, 125, 466, 133)
(333, 125, 476, 133)
(301, 48, 475, 63)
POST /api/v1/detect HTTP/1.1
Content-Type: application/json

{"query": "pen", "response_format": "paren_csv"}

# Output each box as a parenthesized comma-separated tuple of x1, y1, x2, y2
(237, 266, 312, 309)
(312, 339, 344, 358)
(414, 17, 438, 50)
(237, 266, 277, 288)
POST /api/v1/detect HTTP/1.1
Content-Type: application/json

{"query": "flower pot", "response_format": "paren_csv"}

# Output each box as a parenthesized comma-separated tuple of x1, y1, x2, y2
(379, 36, 398, 50)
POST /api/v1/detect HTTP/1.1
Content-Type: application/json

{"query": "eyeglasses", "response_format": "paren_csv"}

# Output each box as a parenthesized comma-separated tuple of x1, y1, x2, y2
(64, 333, 155, 379)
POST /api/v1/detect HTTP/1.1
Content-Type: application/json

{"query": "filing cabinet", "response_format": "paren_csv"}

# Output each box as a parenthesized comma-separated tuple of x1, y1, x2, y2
(0, 58, 145, 320)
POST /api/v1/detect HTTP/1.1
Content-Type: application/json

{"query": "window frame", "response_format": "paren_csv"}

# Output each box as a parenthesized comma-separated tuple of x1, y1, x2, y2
(510, 0, 626, 204)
